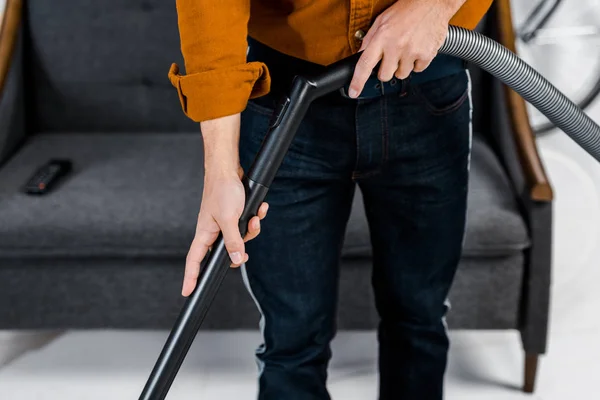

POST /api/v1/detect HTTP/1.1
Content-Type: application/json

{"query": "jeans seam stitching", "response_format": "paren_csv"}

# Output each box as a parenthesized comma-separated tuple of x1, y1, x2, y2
(382, 94, 389, 165)
(352, 168, 381, 179)
(352, 100, 361, 178)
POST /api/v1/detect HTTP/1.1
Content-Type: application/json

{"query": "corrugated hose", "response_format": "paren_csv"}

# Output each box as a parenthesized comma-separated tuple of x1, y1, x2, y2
(440, 25, 600, 162)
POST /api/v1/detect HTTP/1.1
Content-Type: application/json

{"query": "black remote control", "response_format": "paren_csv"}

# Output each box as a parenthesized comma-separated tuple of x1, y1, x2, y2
(23, 159, 73, 195)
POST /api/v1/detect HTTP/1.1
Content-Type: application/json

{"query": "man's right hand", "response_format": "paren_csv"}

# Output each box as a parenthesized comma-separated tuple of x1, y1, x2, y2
(182, 113, 269, 297)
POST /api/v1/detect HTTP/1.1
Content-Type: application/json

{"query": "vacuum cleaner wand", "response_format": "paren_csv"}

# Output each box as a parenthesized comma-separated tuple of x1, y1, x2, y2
(140, 26, 600, 400)
(138, 57, 358, 400)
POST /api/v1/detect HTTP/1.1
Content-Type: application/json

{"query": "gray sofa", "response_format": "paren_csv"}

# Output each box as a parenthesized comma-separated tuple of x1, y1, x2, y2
(0, 0, 552, 393)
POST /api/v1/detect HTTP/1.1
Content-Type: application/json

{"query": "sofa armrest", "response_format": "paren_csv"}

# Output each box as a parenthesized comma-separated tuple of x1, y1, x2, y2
(0, 0, 22, 94)
(494, 0, 553, 202)
(483, 0, 554, 367)
(0, 0, 24, 165)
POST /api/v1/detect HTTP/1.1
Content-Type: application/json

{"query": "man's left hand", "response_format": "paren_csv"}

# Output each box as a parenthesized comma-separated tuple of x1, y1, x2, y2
(348, 0, 465, 98)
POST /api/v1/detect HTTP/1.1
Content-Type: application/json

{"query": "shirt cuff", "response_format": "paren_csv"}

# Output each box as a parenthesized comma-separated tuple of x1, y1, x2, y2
(168, 62, 271, 122)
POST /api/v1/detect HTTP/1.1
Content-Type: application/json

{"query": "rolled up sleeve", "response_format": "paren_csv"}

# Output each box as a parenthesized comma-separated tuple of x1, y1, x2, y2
(169, 0, 271, 122)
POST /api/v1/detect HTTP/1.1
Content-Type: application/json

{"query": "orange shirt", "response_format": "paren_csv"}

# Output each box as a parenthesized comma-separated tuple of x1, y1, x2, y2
(168, 0, 493, 122)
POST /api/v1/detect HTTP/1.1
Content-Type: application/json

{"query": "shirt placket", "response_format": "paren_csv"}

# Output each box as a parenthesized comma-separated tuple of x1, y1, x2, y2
(348, 0, 374, 53)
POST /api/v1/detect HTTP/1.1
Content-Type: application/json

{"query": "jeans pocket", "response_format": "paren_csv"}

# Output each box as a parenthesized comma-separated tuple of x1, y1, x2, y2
(411, 70, 469, 116)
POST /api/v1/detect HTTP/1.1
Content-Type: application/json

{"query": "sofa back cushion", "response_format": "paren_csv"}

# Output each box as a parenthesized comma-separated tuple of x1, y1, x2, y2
(25, 0, 197, 133)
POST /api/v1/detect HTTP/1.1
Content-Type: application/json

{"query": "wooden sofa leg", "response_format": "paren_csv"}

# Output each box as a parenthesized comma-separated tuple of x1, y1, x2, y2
(523, 353, 539, 393)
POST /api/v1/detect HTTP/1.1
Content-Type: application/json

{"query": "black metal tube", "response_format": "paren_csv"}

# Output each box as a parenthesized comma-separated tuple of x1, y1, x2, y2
(246, 77, 315, 187)
(139, 176, 268, 399)
(139, 77, 321, 400)
(310, 52, 362, 98)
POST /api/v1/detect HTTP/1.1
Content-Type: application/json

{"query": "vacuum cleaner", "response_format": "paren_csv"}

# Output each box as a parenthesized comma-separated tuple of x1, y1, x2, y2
(139, 25, 600, 399)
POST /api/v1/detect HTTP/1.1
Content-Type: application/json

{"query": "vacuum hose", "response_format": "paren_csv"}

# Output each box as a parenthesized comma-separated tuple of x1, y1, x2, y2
(139, 26, 600, 400)
(441, 26, 600, 161)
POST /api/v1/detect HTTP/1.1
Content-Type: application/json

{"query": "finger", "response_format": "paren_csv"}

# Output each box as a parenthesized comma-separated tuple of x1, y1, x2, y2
(358, 26, 377, 52)
(182, 235, 211, 296)
(257, 202, 269, 220)
(218, 214, 246, 265)
(348, 44, 383, 98)
(394, 57, 416, 80)
(231, 252, 249, 268)
(244, 216, 261, 243)
(378, 52, 400, 82)
(413, 59, 431, 73)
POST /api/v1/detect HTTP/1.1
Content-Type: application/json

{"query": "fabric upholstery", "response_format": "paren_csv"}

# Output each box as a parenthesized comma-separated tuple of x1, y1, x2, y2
(0, 254, 522, 330)
(25, 0, 196, 132)
(0, 133, 202, 257)
(463, 134, 530, 255)
(0, 132, 528, 259)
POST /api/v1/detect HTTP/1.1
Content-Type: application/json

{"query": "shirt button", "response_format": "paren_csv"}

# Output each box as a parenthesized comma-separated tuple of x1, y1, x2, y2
(354, 29, 366, 41)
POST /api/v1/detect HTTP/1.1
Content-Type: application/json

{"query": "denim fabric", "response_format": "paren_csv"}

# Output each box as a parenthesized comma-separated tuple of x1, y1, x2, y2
(238, 63, 472, 399)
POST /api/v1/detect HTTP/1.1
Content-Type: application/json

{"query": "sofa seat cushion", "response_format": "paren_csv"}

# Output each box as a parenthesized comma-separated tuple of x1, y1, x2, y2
(463, 135, 531, 256)
(0, 133, 203, 258)
(0, 132, 529, 259)
(341, 134, 530, 258)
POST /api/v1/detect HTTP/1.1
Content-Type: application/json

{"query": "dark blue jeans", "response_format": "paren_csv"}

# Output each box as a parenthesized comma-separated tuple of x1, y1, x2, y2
(238, 61, 472, 399)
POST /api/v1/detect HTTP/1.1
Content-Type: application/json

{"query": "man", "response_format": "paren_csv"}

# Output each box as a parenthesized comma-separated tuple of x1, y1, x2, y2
(168, 1, 493, 398)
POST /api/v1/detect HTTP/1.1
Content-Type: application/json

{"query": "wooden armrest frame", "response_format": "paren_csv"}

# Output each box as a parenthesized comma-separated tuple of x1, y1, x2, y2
(0, 0, 22, 96)
(495, 0, 553, 201)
